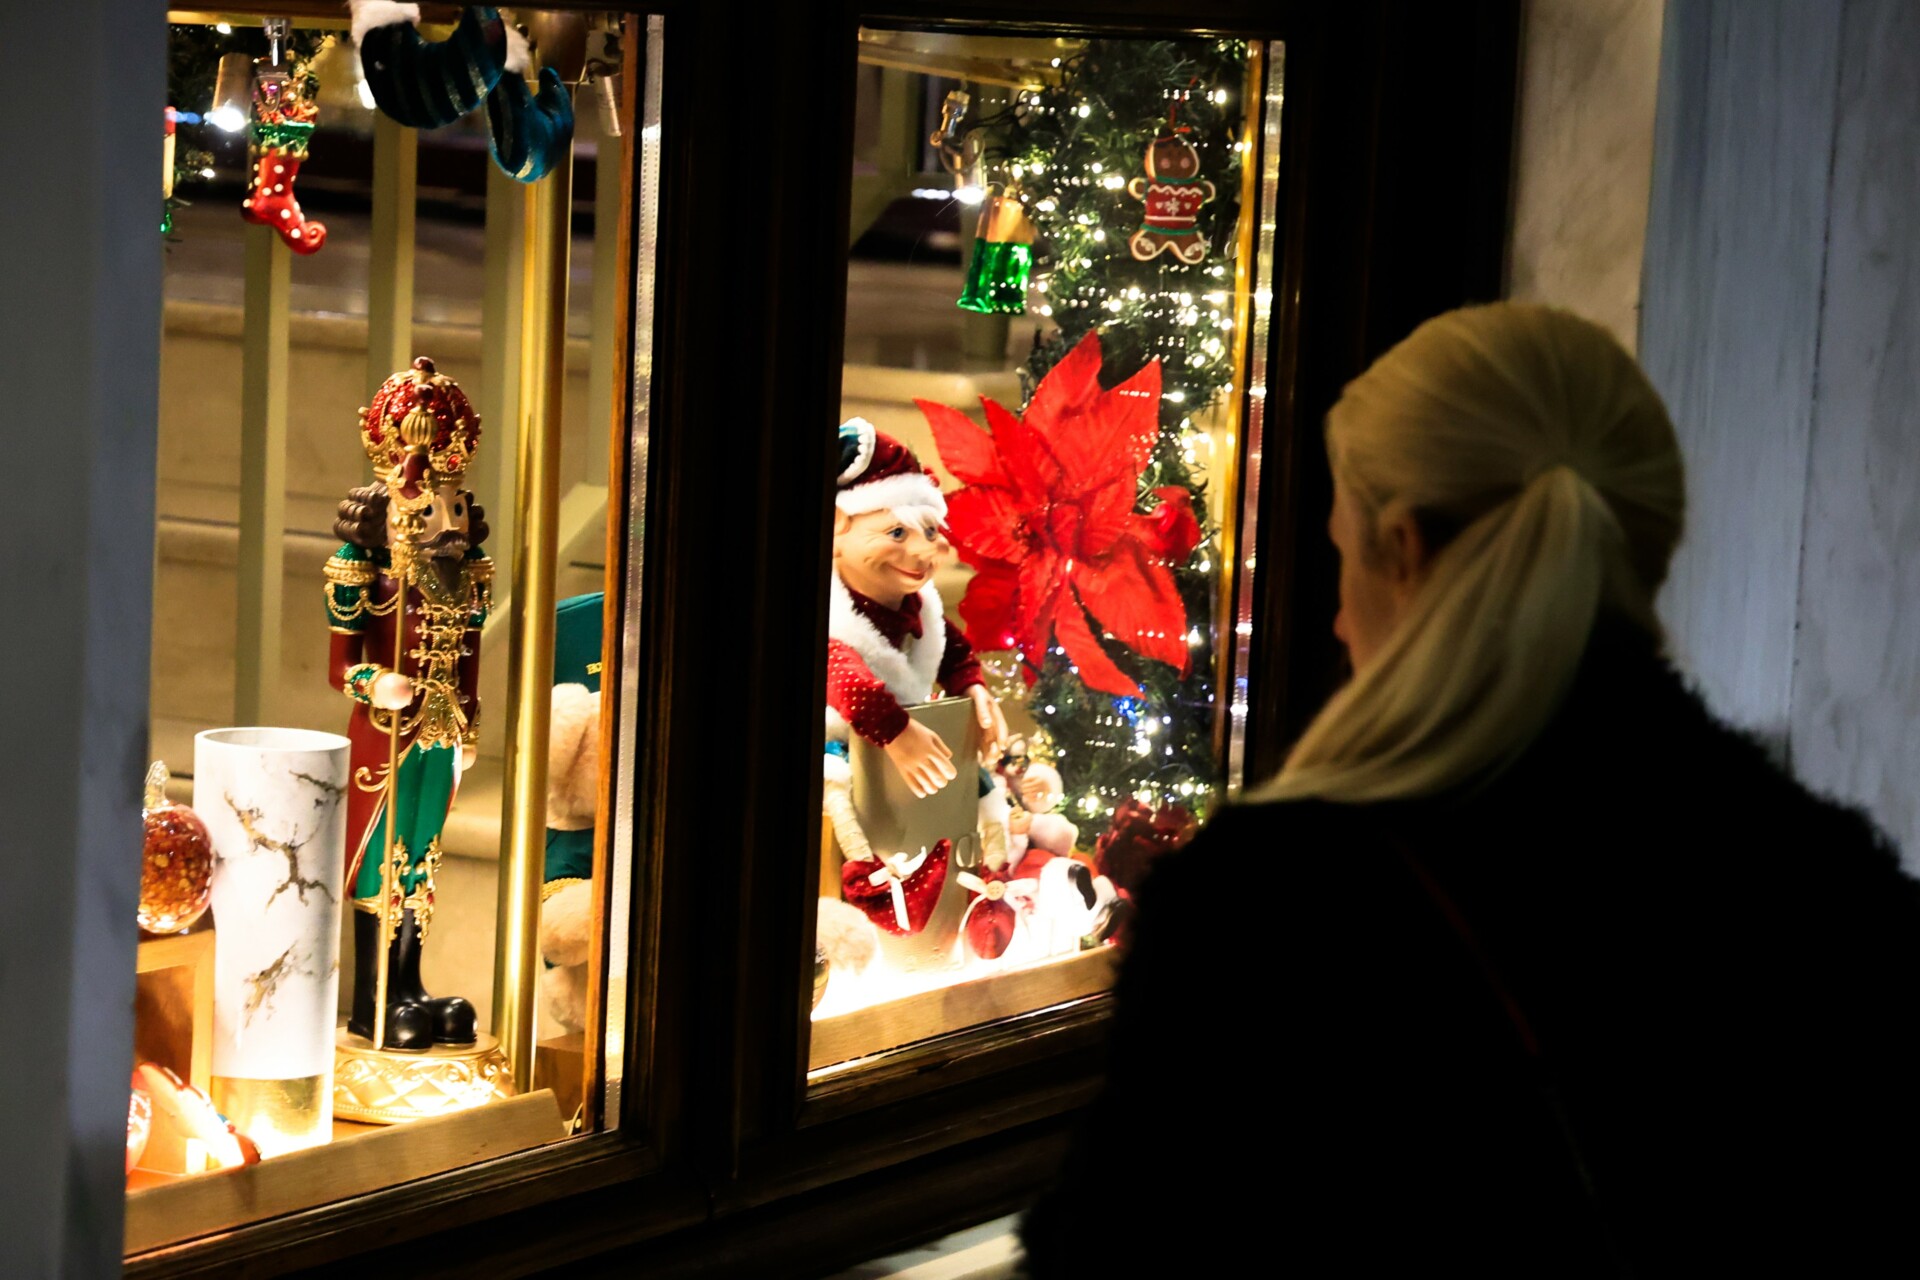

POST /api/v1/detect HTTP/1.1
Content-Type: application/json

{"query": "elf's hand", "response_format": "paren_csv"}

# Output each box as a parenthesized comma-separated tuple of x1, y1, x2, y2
(370, 672, 415, 710)
(968, 684, 1008, 763)
(884, 720, 958, 798)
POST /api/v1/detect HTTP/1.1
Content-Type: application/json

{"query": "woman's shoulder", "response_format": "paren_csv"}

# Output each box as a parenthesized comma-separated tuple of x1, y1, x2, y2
(1135, 795, 1411, 916)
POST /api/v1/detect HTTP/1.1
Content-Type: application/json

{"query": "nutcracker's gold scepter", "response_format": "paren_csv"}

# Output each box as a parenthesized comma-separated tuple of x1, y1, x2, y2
(371, 494, 419, 1052)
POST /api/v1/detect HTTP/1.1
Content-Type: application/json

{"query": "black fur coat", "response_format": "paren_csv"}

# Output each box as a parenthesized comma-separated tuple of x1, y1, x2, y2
(1022, 625, 1920, 1275)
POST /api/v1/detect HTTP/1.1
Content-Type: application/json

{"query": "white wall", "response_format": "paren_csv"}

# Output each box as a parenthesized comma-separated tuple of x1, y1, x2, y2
(0, 4, 162, 1274)
(1641, 0, 1920, 862)
(1507, 0, 1666, 352)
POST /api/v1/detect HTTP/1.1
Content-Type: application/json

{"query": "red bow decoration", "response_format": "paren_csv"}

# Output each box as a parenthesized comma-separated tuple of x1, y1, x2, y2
(1094, 798, 1197, 895)
(920, 332, 1201, 697)
(841, 839, 952, 935)
(955, 866, 1040, 960)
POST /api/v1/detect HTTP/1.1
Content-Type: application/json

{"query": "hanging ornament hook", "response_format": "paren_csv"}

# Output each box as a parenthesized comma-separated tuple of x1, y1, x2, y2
(264, 16, 290, 70)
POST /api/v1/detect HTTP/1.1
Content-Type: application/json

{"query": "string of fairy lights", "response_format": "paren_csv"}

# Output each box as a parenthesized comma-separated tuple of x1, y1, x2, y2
(959, 40, 1250, 832)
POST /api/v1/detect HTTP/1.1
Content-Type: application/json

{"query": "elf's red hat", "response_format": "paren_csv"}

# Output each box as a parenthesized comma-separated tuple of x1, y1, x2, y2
(836, 417, 948, 522)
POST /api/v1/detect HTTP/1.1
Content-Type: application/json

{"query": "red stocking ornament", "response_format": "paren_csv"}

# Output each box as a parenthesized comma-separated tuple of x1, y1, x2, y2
(240, 62, 327, 255)
(842, 839, 951, 936)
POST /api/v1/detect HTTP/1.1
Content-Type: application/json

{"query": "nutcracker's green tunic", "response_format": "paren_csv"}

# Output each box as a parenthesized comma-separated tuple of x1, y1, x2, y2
(325, 542, 491, 908)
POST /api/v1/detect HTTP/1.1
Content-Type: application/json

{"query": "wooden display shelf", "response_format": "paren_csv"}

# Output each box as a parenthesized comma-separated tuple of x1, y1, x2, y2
(808, 947, 1121, 1072)
(125, 1089, 569, 1255)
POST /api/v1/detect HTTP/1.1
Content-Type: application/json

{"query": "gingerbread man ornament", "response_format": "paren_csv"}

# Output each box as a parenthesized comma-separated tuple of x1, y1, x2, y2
(1126, 131, 1216, 265)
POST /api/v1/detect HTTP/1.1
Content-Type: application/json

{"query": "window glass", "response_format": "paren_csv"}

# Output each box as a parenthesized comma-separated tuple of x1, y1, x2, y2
(129, 10, 656, 1254)
(813, 29, 1284, 1075)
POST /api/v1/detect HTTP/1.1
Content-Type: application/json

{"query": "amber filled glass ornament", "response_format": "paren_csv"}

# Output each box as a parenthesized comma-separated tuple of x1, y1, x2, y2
(139, 761, 213, 935)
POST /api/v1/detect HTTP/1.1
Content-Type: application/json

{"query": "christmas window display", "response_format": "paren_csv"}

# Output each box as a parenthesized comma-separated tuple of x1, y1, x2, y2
(813, 30, 1283, 1072)
(128, 9, 655, 1256)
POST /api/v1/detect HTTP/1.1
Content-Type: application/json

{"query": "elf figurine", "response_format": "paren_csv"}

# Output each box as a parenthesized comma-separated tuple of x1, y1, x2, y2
(824, 418, 1011, 902)
(325, 357, 491, 1051)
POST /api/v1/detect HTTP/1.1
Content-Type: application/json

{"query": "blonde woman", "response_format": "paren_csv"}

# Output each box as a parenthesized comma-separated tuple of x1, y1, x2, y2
(1023, 304, 1920, 1275)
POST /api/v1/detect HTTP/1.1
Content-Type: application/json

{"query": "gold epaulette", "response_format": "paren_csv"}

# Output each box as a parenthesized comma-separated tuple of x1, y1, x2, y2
(325, 552, 377, 586)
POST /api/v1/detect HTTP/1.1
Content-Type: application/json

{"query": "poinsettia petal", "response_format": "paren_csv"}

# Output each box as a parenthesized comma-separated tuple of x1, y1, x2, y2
(1050, 590, 1142, 697)
(1017, 547, 1064, 660)
(1102, 358, 1164, 478)
(918, 398, 1009, 489)
(1079, 479, 1135, 558)
(1147, 486, 1203, 562)
(946, 485, 1027, 566)
(958, 564, 1021, 652)
(1023, 330, 1105, 438)
(983, 397, 1063, 507)
(1074, 535, 1192, 673)
(1047, 501, 1083, 567)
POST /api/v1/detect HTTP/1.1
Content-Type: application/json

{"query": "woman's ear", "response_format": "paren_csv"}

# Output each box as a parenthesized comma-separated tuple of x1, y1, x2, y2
(1376, 505, 1432, 593)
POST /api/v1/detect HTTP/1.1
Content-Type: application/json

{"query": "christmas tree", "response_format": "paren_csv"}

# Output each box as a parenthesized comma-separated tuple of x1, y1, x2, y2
(968, 38, 1250, 837)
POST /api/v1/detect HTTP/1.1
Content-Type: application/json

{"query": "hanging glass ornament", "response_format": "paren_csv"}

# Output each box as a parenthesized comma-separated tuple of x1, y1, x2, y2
(957, 193, 1036, 315)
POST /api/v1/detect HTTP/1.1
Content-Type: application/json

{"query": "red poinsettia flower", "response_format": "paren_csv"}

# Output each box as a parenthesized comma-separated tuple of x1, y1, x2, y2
(920, 331, 1199, 697)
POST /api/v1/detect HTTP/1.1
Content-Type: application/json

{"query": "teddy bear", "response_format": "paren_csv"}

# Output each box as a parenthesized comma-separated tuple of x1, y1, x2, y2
(539, 677, 599, 1034)
(538, 592, 607, 1036)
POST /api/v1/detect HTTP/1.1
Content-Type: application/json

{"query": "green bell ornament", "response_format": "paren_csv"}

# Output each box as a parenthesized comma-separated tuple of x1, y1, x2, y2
(957, 194, 1037, 315)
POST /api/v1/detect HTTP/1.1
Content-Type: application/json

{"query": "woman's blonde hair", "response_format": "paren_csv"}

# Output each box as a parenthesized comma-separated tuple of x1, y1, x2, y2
(1254, 303, 1685, 804)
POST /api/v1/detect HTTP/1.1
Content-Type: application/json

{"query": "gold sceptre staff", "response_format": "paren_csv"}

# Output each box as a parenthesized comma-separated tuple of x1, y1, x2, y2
(371, 496, 420, 1051)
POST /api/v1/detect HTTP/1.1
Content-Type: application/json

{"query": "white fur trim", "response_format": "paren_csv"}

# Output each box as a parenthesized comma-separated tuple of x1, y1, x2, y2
(539, 879, 595, 967)
(349, 1, 420, 47)
(827, 575, 946, 722)
(547, 683, 600, 828)
(835, 470, 948, 522)
(838, 416, 877, 483)
(540, 963, 588, 1035)
(1027, 812, 1080, 855)
(503, 22, 531, 75)
(823, 751, 851, 785)
(816, 897, 880, 974)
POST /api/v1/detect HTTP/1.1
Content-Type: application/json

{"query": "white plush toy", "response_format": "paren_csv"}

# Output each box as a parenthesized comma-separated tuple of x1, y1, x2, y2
(539, 682, 600, 1034)
(1030, 856, 1120, 957)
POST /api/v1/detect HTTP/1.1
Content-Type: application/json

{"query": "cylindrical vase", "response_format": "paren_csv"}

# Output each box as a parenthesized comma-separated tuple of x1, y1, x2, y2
(195, 727, 351, 1156)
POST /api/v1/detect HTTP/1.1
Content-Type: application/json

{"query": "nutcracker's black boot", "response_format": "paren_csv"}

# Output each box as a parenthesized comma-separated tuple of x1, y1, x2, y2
(388, 907, 478, 1046)
(348, 910, 435, 1051)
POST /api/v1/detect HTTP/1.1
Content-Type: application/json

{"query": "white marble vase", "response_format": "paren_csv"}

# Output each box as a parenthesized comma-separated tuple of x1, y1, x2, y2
(195, 727, 351, 1156)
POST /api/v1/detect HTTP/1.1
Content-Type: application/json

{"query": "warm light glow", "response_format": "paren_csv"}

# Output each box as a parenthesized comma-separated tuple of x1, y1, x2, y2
(955, 184, 986, 206)
(207, 104, 247, 133)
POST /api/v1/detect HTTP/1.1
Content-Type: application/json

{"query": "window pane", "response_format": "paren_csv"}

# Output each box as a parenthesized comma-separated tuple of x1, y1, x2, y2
(130, 10, 655, 1253)
(812, 31, 1284, 1075)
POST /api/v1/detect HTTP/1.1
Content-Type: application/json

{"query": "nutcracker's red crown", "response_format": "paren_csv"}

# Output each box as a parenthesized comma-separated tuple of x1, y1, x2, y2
(359, 356, 481, 494)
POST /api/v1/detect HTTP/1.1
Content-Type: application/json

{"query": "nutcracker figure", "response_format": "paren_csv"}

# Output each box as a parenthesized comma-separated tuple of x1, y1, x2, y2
(325, 357, 491, 1051)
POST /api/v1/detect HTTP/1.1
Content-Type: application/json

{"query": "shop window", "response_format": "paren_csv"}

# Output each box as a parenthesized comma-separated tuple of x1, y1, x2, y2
(812, 29, 1284, 1074)
(127, 9, 660, 1254)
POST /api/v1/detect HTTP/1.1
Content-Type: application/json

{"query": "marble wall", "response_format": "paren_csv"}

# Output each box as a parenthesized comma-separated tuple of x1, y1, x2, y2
(1788, 2, 1920, 862)
(1641, 0, 1920, 864)
(0, 4, 163, 1272)
(1640, 1, 1841, 750)
(1507, 0, 1666, 351)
